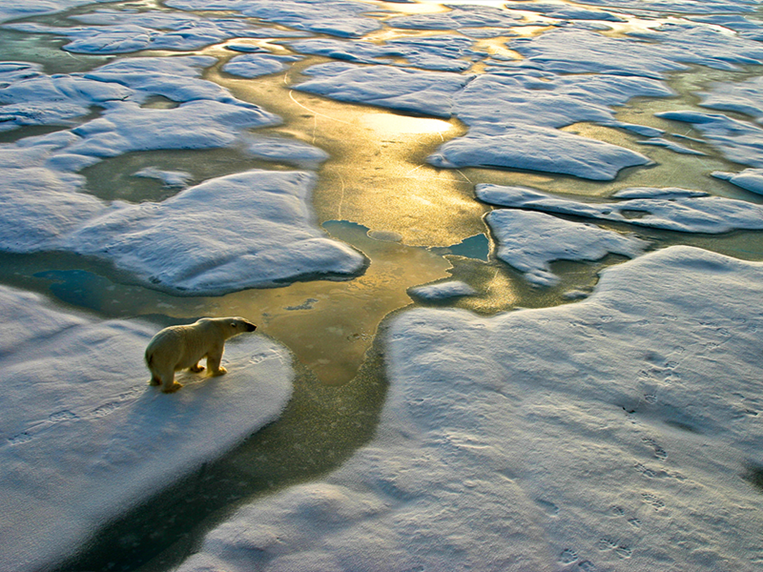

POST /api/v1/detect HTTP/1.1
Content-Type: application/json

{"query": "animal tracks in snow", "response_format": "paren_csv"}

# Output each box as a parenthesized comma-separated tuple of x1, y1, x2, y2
(6, 385, 144, 447)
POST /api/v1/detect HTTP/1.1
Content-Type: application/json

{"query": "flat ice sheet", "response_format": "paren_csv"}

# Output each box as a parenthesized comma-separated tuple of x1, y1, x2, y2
(408, 280, 477, 301)
(476, 184, 763, 233)
(295, 64, 471, 118)
(166, 0, 383, 38)
(66, 170, 368, 294)
(428, 126, 651, 180)
(657, 110, 763, 168)
(176, 246, 763, 571)
(713, 168, 763, 195)
(0, 285, 294, 572)
(486, 209, 647, 286)
(0, 55, 363, 295)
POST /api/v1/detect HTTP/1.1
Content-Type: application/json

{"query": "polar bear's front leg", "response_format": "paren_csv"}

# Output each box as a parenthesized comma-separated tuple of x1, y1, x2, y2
(206, 348, 227, 377)
(189, 362, 205, 373)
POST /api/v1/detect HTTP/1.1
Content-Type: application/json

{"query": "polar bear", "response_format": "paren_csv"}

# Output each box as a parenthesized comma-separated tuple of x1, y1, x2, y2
(145, 317, 257, 393)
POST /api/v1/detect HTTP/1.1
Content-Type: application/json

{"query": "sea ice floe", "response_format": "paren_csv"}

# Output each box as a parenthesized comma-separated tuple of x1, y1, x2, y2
(242, 135, 330, 167)
(0, 61, 132, 130)
(166, 0, 383, 38)
(428, 125, 651, 180)
(0, 56, 275, 132)
(0, 1, 107, 24)
(0, 158, 102, 251)
(504, 22, 763, 78)
(133, 167, 193, 188)
(222, 54, 302, 78)
(503, 1, 627, 22)
(656, 110, 763, 168)
(295, 64, 665, 179)
(295, 64, 471, 118)
(505, 28, 687, 78)
(0, 133, 363, 293)
(476, 183, 763, 233)
(712, 168, 763, 195)
(697, 75, 763, 118)
(629, 22, 763, 71)
(3, 10, 285, 54)
(66, 99, 278, 158)
(63, 170, 367, 294)
(385, 5, 524, 30)
(176, 246, 763, 572)
(486, 209, 647, 286)
(453, 72, 674, 129)
(408, 280, 477, 301)
(290, 35, 483, 72)
(569, 0, 758, 14)
(637, 137, 706, 155)
(0, 285, 294, 572)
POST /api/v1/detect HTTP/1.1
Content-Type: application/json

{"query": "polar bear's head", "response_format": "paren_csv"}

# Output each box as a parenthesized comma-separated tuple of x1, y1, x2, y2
(226, 317, 257, 334)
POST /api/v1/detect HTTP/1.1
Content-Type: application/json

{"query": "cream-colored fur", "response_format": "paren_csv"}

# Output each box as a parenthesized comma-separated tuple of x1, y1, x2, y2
(145, 317, 257, 393)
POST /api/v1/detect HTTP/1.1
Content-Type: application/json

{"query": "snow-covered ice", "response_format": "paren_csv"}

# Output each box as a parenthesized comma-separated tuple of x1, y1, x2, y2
(656, 110, 763, 168)
(698, 75, 763, 118)
(296, 64, 471, 118)
(222, 54, 302, 78)
(568, 0, 758, 15)
(295, 65, 668, 179)
(133, 167, 193, 188)
(176, 246, 763, 572)
(166, 0, 384, 38)
(428, 125, 651, 179)
(386, 5, 523, 31)
(289, 35, 480, 72)
(4, 9, 305, 53)
(713, 168, 763, 195)
(0, 54, 363, 295)
(408, 280, 477, 301)
(66, 170, 368, 294)
(476, 184, 763, 233)
(0, 285, 294, 572)
(503, 1, 627, 22)
(486, 209, 648, 286)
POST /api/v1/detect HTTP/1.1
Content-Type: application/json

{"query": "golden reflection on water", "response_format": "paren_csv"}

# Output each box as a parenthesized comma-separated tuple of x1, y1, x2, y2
(207, 222, 452, 385)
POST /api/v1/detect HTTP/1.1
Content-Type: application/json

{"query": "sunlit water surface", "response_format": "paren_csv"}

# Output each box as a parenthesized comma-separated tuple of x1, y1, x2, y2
(1, 1, 763, 570)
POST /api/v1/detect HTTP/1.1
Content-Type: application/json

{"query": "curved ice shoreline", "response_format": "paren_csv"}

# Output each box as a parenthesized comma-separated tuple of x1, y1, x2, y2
(0, 285, 295, 572)
(178, 246, 763, 572)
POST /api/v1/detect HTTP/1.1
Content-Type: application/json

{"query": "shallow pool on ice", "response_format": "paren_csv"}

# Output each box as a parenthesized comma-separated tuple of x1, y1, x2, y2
(0, 285, 294, 572)
(176, 246, 763, 572)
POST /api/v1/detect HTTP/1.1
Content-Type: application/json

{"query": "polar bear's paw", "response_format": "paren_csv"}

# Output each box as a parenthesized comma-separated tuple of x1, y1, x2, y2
(162, 382, 184, 393)
(210, 366, 227, 377)
(189, 363, 205, 373)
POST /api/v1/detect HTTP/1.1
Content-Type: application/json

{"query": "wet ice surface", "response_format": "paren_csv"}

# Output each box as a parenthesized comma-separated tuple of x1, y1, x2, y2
(4, 0, 763, 570)
(0, 285, 294, 572)
(178, 247, 763, 572)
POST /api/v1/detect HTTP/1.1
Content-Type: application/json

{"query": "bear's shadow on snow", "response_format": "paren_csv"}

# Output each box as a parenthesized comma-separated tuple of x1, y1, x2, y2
(743, 463, 763, 492)
(52, 321, 392, 572)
